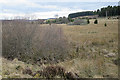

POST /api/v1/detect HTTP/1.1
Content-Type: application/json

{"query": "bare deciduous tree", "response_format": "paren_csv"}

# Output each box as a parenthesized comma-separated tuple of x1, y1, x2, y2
(2, 21, 70, 64)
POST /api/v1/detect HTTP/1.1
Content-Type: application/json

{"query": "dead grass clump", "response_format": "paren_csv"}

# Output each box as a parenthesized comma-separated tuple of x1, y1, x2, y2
(22, 68, 33, 76)
(33, 65, 65, 78)
(33, 65, 78, 79)
(65, 72, 78, 80)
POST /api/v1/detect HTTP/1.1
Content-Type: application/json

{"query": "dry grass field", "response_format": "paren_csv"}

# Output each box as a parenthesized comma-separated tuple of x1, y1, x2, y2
(58, 18, 118, 78)
(1, 18, 118, 78)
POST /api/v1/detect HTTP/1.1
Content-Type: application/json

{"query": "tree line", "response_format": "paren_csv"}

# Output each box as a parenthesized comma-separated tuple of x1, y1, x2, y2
(68, 5, 120, 18)
(68, 11, 95, 18)
(95, 5, 120, 17)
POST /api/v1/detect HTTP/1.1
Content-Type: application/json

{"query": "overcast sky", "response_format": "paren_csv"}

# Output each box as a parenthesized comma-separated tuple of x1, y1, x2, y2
(0, 0, 119, 19)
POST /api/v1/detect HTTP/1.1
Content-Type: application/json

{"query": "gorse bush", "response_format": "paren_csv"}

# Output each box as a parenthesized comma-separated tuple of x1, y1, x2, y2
(104, 23, 107, 26)
(68, 17, 74, 22)
(94, 19, 98, 24)
(87, 19, 90, 24)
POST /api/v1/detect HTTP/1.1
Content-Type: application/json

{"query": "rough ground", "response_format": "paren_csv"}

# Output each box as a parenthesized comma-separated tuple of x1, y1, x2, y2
(1, 18, 118, 78)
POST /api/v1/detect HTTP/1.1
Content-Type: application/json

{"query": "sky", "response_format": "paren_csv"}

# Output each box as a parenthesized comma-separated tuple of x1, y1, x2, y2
(0, 0, 119, 19)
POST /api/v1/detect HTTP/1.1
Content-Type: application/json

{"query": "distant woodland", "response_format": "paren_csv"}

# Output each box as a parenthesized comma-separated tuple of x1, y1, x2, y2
(68, 5, 120, 18)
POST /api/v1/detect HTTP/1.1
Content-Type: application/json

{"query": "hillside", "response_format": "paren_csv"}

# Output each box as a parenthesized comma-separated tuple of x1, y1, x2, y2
(68, 11, 95, 18)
